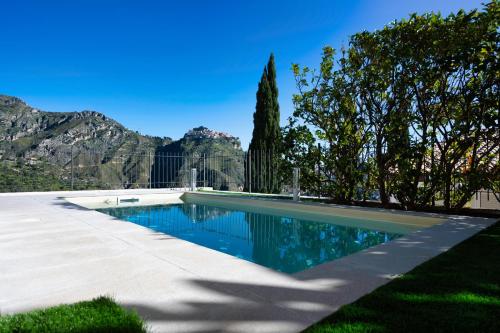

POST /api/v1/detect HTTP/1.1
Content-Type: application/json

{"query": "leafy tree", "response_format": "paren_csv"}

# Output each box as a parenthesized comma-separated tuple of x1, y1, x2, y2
(287, 47, 368, 202)
(427, 4, 499, 209)
(349, 27, 413, 206)
(284, 2, 499, 210)
(281, 118, 320, 195)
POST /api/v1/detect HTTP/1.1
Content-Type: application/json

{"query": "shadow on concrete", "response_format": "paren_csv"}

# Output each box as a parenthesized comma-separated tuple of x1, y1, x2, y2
(121, 277, 349, 333)
(52, 197, 92, 211)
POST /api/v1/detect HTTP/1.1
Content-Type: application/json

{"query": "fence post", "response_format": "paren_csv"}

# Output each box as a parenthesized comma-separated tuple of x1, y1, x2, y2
(293, 167, 300, 201)
(191, 168, 197, 191)
(148, 152, 152, 189)
(248, 150, 252, 193)
(317, 143, 321, 199)
(70, 146, 74, 190)
(203, 153, 206, 188)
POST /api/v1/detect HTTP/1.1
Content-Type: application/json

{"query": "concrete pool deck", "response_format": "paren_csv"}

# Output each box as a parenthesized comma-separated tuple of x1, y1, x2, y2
(0, 189, 497, 333)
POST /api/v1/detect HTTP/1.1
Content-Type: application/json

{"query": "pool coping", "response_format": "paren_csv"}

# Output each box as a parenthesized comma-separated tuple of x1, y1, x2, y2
(183, 192, 444, 232)
(0, 189, 497, 333)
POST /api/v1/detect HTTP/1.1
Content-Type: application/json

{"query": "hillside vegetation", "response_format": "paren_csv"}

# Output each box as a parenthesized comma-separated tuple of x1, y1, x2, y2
(0, 95, 243, 192)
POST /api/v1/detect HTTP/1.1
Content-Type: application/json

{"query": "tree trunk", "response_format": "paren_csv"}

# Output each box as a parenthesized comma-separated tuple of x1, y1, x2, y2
(443, 166, 452, 210)
(375, 137, 389, 205)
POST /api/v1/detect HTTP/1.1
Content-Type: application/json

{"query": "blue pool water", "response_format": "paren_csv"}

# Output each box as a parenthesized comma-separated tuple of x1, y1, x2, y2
(98, 203, 402, 273)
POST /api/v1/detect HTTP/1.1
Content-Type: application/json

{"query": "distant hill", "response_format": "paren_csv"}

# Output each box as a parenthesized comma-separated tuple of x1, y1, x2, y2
(0, 95, 244, 191)
(153, 126, 244, 190)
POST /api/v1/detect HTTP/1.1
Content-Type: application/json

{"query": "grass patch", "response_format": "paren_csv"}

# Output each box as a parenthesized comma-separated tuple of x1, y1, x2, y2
(304, 221, 500, 333)
(0, 296, 146, 333)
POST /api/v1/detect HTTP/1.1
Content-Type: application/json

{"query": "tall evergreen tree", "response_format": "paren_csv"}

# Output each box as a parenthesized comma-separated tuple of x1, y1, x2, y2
(247, 53, 281, 193)
(266, 54, 281, 149)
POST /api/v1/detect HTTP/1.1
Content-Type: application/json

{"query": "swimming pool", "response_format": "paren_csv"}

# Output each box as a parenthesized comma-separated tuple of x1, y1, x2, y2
(97, 199, 404, 273)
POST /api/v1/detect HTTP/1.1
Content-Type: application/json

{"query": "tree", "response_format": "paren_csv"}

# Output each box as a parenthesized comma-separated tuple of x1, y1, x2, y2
(349, 27, 413, 206)
(287, 47, 368, 202)
(247, 54, 281, 193)
(428, 4, 499, 209)
(283, 2, 498, 210)
(347, 3, 499, 209)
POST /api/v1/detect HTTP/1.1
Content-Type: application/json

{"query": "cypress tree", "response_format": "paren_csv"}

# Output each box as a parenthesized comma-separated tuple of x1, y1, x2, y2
(247, 53, 281, 193)
(266, 54, 280, 147)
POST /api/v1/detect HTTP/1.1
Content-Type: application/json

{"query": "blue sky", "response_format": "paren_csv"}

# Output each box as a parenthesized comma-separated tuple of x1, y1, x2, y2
(0, 0, 484, 148)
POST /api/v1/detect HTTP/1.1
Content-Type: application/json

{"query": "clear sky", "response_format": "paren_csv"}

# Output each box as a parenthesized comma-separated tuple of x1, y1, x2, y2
(0, 0, 485, 148)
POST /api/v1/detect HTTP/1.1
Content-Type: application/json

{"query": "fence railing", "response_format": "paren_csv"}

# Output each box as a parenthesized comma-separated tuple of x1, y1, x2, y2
(1, 149, 498, 210)
(0, 150, 288, 194)
(470, 190, 500, 210)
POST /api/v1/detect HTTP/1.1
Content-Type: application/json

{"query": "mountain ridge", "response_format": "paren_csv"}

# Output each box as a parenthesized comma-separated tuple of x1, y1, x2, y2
(0, 94, 241, 158)
(0, 94, 244, 191)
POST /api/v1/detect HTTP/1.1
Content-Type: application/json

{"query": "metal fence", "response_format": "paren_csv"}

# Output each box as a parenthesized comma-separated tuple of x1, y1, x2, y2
(0, 148, 498, 210)
(0, 150, 285, 194)
(150, 152, 246, 191)
(470, 190, 500, 210)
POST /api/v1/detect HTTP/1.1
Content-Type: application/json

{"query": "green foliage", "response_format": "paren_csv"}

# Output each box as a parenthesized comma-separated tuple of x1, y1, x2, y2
(0, 161, 70, 192)
(304, 221, 500, 333)
(248, 54, 282, 193)
(0, 296, 146, 333)
(285, 47, 368, 202)
(286, 2, 499, 209)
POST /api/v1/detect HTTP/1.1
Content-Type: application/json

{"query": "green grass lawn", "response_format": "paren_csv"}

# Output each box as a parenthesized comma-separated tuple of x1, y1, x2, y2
(304, 221, 500, 333)
(0, 296, 146, 333)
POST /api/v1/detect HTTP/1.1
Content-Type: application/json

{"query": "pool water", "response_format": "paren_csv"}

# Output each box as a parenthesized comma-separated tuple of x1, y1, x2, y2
(98, 203, 402, 273)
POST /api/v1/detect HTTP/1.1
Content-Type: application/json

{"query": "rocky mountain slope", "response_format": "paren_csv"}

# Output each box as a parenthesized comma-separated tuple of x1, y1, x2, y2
(0, 95, 167, 161)
(0, 95, 244, 191)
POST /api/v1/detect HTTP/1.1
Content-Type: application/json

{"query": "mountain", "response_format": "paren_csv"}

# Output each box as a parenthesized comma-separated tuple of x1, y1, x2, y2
(0, 95, 168, 160)
(152, 126, 244, 190)
(0, 95, 244, 191)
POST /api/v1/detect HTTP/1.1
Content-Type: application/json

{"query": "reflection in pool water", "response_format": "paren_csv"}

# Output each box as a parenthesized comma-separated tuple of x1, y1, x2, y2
(98, 203, 402, 273)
